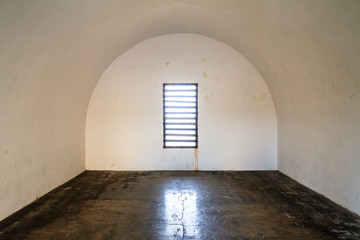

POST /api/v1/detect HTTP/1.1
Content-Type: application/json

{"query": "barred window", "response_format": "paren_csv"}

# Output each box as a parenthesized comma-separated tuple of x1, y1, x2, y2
(163, 83, 198, 148)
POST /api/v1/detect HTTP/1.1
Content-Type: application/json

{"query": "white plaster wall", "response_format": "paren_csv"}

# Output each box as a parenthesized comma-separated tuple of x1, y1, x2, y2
(86, 34, 277, 171)
(0, 1, 95, 221)
(270, 2, 360, 215)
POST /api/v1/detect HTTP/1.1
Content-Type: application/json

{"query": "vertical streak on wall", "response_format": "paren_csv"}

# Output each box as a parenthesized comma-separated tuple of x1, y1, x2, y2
(195, 148, 199, 171)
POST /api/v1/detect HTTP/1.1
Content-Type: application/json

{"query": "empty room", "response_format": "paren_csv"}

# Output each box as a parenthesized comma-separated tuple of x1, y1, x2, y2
(0, 1, 360, 239)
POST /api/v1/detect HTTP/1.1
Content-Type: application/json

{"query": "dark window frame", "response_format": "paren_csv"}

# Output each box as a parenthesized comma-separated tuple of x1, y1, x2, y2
(163, 83, 198, 148)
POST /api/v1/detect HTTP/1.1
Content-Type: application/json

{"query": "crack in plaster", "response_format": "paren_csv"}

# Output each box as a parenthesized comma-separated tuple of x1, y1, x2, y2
(177, 177, 186, 240)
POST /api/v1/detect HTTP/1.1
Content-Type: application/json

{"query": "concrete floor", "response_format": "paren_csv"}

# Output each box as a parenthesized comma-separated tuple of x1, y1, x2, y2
(0, 171, 359, 240)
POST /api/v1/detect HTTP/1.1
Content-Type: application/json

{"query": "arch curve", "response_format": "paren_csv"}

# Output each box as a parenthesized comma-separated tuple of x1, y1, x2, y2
(86, 34, 277, 170)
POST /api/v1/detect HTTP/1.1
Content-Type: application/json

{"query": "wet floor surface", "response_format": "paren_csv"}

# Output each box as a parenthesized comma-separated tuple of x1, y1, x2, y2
(1, 171, 360, 240)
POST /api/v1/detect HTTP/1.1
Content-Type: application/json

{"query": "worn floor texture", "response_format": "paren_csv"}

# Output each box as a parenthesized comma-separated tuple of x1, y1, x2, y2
(1, 171, 360, 240)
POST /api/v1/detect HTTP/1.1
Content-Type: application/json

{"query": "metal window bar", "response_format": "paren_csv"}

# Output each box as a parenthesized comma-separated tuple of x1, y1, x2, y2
(163, 83, 198, 148)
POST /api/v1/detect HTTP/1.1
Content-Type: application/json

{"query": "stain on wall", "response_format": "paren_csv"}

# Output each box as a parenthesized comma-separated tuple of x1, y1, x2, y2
(253, 92, 269, 102)
(195, 148, 199, 171)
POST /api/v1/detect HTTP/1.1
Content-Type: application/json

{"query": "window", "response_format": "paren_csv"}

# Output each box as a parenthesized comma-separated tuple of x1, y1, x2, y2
(163, 83, 198, 148)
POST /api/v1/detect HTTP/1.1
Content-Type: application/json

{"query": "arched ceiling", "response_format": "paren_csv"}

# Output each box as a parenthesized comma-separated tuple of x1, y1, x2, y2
(1, 0, 360, 219)
(1, 0, 359, 109)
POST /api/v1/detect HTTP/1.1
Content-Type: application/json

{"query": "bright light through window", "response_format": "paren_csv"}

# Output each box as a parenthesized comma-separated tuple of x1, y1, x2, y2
(163, 83, 198, 148)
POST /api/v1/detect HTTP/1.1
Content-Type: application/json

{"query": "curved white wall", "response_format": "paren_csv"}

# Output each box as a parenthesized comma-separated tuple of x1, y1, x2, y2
(86, 34, 277, 170)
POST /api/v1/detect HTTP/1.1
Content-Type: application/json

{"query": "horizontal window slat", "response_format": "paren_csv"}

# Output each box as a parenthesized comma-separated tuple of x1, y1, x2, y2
(164, 92, 196, 96)
(165, 128, 196, 131)
(166, 136, 196, 140)
(165, 109, 196, 113)
(165, 117, 196, 120)
(165, 123, 196, 129)
(165, 146, 197, 148)
(165, 118, 196, 124)
(164, 89, 196, 92)
(165, 122, 197, 125)
(165, 103, 196, 108)
(165, 115, 196, 119)
(165, 130, 196, 135)
(165, 114, 196, 117)
(164, 105, 196, 109)
(166, 127, 196, 130)
(165, 112, 196, 115)
(165, 134, 197, 137)
(166, 121, 196, 124)
(164, 85, 196, 90)
(164, 95, 196, 98)
(165, 142, 197, 147)
(164, 100, 197, 103)
(165, 140, 196, 142)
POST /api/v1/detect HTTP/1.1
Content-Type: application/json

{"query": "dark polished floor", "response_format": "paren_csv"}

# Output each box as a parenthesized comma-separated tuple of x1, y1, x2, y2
(1, 171, 360, 240)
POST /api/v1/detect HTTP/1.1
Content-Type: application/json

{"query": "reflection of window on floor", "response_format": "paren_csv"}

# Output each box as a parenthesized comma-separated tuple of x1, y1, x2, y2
(165, 190, 197, 237)
(163, 83, 198, 148)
